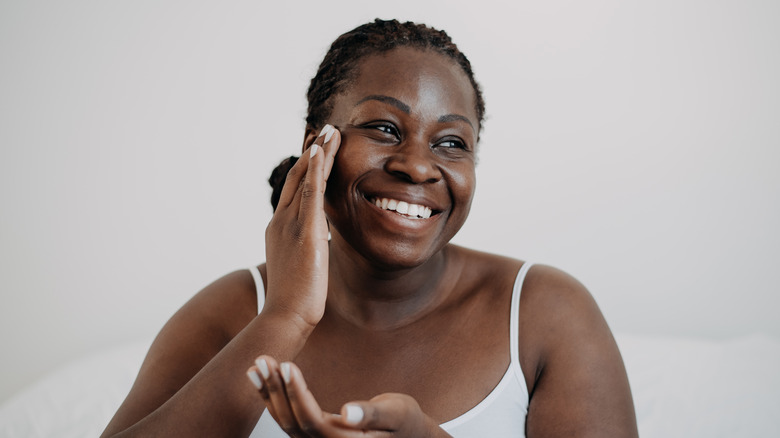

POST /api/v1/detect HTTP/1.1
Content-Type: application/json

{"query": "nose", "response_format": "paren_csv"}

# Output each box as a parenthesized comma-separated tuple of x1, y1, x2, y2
(384, 140, 442, 184)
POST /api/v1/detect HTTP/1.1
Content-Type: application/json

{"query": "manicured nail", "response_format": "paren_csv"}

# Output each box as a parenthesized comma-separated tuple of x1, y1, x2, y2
(247, 369, 263, 390)
(281, 362, 291, 384)
(324, 126, 335, 143)
(310, 143, 319, 158)
(255, 358, 270, 379)
(318, 124, 333, 138)
(344, 404, 363, 425)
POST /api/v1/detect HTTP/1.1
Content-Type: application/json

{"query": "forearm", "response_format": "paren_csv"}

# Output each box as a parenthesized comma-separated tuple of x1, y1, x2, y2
(103, 311, 312, 438)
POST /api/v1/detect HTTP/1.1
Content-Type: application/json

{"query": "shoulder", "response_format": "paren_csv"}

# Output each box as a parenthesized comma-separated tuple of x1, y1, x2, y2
(521, 264, 608, 343)
(521, 264, 599, 329)
(517, 265, 638, 436)
(177, 265, 265, 340)
(140, 267, 262, 365)
(102, 266, 266, 432)
(517, 264, 608, 372)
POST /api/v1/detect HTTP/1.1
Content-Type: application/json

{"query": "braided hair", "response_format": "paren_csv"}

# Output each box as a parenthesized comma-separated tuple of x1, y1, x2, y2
(269, 19, 485, 210)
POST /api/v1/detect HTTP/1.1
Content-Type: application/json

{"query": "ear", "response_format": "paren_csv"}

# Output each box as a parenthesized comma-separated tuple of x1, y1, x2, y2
(301, 125, 319, 153)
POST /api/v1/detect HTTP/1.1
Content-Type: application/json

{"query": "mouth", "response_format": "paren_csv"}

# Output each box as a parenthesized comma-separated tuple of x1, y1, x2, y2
(369, 197, 435, 219)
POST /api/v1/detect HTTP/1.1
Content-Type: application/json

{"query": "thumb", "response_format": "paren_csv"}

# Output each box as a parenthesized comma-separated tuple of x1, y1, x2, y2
(339, 393, 421, 431)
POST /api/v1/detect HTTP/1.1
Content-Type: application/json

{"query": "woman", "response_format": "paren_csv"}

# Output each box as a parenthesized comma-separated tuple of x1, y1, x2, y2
(102, 19, 638, 437)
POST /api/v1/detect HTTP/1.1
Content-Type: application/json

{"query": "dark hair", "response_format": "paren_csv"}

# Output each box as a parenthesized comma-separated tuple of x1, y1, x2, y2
(270, 19, 484, 210)
(306, 18, 485, 132)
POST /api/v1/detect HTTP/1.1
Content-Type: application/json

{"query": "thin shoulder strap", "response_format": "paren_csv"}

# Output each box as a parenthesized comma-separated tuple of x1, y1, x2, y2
(510, 262, 533, 384)
(247, 265, 266, 314)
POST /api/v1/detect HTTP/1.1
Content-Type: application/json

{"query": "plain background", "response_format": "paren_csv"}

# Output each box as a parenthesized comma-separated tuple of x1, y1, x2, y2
(1, 0, 778, 403)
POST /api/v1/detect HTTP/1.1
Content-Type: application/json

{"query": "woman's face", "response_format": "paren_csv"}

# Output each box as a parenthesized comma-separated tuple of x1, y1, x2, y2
(322, 47, 479, 270)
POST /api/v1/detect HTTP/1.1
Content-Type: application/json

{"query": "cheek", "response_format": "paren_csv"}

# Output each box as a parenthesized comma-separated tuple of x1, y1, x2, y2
(448, 164, 477, 205)
(324, 140, 370, 208)
(327, 138, 386, 187)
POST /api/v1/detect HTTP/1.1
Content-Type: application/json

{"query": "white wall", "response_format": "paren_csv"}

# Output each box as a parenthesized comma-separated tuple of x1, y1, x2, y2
(1, 0, 778, 403)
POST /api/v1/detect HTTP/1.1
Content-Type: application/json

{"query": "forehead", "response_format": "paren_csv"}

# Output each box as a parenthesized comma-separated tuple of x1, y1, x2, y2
(335, 47, 478, 126)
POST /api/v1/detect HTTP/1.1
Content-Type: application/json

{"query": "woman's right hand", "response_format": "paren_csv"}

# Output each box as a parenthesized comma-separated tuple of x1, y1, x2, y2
(263, 124, 341, 332)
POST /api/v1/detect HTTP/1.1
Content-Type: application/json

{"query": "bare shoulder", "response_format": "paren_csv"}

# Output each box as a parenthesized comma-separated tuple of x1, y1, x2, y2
(102, 266, 262, 436)
(520, 264, 606, 339)
(517, 264, 639, 437)
(173, 266, 263, 340)
(143, 266, 263, 378)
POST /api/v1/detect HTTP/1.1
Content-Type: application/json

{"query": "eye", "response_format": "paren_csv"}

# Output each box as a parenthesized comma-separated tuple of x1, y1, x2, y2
(435, 138, 467, 150)
(369, 123, 400, 137)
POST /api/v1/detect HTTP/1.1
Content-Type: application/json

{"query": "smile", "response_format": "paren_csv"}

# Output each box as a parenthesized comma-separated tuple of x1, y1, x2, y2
(371, 197, 433, 219)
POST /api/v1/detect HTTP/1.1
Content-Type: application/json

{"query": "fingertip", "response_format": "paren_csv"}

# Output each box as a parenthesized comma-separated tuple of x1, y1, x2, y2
(247, 368, 263, 390)
(323, 125, 336, 143)
(280, 362, 291, 384)
(255, 357, 270, 379)
(317, 124, 333, 139)
(342, 404, 364, 425)
(328, 127, 341, 147)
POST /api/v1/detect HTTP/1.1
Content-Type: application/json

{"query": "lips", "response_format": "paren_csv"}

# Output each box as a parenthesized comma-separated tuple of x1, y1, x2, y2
(370, 197, 434, 219)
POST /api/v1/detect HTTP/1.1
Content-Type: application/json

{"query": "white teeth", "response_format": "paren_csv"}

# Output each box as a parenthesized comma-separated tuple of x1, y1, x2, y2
(371, 197, 434, 219)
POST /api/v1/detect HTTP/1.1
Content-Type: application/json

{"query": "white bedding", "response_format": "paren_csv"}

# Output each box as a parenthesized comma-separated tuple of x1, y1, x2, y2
(1, 334, 779, 437)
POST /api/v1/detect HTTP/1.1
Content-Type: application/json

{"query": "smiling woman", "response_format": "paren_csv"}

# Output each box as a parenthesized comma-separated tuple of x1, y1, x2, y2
(101, 19, 638, 438)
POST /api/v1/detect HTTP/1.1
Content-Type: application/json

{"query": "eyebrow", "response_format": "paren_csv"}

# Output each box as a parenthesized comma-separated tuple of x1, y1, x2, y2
(437, 113, 474, 130)
(355, 94, 475, 131)
(356, 95, 410, 113)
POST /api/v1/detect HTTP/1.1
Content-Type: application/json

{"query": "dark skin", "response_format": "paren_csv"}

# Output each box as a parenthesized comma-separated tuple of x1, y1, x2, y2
(101, 47, 638, 437)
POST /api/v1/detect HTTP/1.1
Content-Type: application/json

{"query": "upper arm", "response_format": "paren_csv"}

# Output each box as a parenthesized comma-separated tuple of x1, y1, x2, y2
(520, 265, 638, 438)
(101, 269, 258, 436)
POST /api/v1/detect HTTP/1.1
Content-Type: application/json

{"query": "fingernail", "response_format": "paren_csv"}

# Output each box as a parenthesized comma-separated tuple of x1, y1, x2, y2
(344, 404, 363, 425)
(247, 369, 263, 390)
(255, 358, 270, 379)
(280, 362, 291, 384)
(310, 143, 319, 158)
(318, 124, 333, 138)
(324, 126, 336, 143)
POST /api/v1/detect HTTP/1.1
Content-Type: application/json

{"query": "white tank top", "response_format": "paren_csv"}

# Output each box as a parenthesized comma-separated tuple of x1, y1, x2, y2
(247, 262, 532, 437)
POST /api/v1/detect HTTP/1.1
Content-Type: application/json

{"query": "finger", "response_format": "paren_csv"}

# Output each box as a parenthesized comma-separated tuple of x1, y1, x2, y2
(246, 365, 281, 421)
(289, 124, 331, 217)
(339, 393, 420, 432)
(282, 362, 332, 436)
(253, 356, 303, 437)
(247, 367, 263, 391)
(321, 126, 341, 182)
(277, 149, 312, 210)
(297, 130, 327, 223)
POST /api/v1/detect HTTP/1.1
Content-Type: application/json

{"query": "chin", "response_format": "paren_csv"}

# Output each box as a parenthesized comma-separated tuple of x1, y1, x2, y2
(334, 229, 444, 272)
(363, 246, 436, 271)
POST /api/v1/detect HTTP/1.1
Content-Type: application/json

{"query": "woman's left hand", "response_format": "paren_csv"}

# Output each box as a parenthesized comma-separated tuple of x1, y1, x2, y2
(247, 356, 451, 438)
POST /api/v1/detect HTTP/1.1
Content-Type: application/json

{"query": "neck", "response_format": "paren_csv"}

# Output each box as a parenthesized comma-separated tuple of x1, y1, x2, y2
(326, 236, 459, 330)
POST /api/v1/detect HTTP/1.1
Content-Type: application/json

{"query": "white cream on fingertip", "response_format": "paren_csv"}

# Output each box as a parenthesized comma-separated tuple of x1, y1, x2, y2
(256, 358, 270, 379)
(247, 369, 263, 390)
(318, 124, 333, 138)
(324, 125, 336, 143)
(281, 362, 291, 384)
(344, 404, 364, 425)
